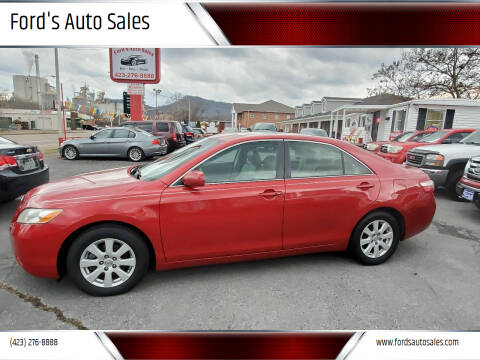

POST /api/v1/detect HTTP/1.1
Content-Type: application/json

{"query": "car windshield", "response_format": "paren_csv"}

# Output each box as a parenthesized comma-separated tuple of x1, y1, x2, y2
(138, 137, 222, 181)
(253, 123, 276, 131)
(0, 136, 14, 144)
(417, 130, 448, 143)
(392, 132, 414, 142)
(460, 129, 480, 145)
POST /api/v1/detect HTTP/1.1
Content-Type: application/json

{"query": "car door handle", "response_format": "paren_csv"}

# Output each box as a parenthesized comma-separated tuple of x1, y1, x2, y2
(259, 189, 283, 198)
(357, 182, 375, 190)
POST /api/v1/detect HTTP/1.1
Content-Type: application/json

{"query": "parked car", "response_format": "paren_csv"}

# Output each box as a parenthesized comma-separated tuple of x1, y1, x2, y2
(457, 156, 480, 209)
(182, 124, 198, 144)
(377, 128, 474, 164)
(405, 129, 480, 200)
(300, 128, 328, 137)
(122, 120, 186, 153)
(0, 136, 49, 202)
(120, 55, 146, 66)
(364, 130, 436, 152)
(59, 127, 167, 162)
(11, 133, 435, 296)
(250, 123, 277, 132)
(192, 127, 207, 138)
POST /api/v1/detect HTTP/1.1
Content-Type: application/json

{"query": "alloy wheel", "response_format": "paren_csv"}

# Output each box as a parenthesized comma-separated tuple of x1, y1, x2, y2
(359, 220, 394, 259)
(129, 148, 142, 161)
(64, 146, 77, 160)
(79, 238, 136, 288)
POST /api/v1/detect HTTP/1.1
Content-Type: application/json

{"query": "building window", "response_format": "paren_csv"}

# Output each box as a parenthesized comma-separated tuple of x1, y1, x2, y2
(263, 113, 267, 119)
(250, 113, 254, 119)
(275, 114, 279, 120)
(393, 110, 407, 131)
(286, 114, 291, 120)
(425, 109, 444, 130)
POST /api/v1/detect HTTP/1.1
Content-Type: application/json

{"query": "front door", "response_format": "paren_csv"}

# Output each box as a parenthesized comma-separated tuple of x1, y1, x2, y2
(284, 140, 380, 249)
(81, 129, 113, 155)
(160, 140, 285, 261)
(371, 111, 380, 141)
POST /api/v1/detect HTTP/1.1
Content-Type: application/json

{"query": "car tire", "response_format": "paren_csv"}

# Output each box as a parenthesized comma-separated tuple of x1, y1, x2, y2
(127, 147, 144, 162)
(447, 169, 468, 202)
(66, 224, 150, 296)
(474, 198, 480, 210)
(350, 211, 400, 265)
(131, 60, 137, 66)
(63, 145, 79, 160)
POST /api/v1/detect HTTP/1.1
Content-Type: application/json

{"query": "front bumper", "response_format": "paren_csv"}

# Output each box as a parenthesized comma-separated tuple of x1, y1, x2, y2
(10, 220, 64, 278)
(0, 165, 49, 202)
(418, 167, 449, 187)
(456, 178, 480, 202)
(377, 152, 405, 164)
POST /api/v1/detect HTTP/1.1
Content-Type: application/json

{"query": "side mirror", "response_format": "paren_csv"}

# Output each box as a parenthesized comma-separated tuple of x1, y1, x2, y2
(182, 170, 205, 187)
(247, 128, 252, 132)
(90, 135, 95, 140)
(442, 138, 452, 144)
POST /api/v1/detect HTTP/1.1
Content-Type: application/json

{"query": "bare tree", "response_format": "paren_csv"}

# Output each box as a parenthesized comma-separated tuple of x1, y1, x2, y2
(368, 48, 480, 99)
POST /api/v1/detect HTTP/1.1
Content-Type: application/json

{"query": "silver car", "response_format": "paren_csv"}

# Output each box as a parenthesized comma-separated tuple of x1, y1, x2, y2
(59, 127, 167, 162)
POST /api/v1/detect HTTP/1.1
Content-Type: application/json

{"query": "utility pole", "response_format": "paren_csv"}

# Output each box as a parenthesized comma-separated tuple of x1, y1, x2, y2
(54, 48, 63, 144)
(153, 88, 161, 119)
(188, 95, 191, 125)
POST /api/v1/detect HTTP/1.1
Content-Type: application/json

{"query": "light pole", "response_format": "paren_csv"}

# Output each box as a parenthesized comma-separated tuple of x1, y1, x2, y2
(54, 48, 63, 144)
(153, 88, 161, 119)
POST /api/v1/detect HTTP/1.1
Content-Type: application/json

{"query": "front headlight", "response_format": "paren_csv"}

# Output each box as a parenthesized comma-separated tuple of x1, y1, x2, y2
(388, 145, 403, 154)
(366, 143, 379, 151)
(424, 154, 445, 167)
(17, 208, 63, 224)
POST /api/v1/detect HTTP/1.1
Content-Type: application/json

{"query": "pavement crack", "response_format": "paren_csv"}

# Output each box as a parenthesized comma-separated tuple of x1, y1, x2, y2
(432, 221, 480, 255)
(0, 281, 88, 330)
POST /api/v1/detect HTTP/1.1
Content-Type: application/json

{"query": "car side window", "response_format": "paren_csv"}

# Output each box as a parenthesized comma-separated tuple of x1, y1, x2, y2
(113, 129, 131, 138)
(156, 122, 169, 132)
(175, 122, 183, 133)
(128, 131, 136, 138)
(288, 141, 343, 178)
(94, 129, 113, 139)
(343, 152, 372, 175)
(195, 141, 281, 184)
(446, 132, 470, 143)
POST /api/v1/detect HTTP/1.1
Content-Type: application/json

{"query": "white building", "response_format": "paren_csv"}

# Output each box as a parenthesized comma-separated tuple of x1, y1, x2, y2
(13, 75, 56, 109)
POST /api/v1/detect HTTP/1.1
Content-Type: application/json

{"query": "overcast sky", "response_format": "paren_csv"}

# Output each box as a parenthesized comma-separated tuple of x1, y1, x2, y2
(0, 48, 404, 107)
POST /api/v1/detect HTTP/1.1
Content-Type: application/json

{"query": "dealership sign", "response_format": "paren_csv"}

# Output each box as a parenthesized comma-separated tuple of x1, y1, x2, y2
(109, 48, 160, 83)
(127, 83, 145, 95)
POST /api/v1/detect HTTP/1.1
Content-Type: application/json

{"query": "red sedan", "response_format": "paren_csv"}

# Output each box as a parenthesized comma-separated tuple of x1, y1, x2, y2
(364, 130, 435, 153)
(377, 128, 475, 164)
(10, 133, 436, 296)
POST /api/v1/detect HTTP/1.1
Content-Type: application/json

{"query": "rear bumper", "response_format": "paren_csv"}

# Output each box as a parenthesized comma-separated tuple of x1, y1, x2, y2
(419, 168, 449, 187)
(0, 166, 49, 202)
(144, 144, 167, 157)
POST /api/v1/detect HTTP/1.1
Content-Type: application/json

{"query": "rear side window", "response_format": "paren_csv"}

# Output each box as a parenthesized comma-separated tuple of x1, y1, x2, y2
(175, 122, 183, 133)
(113, 129, 131, 138)
(156, 122, 169, 132)
(287, 141, 371, 178)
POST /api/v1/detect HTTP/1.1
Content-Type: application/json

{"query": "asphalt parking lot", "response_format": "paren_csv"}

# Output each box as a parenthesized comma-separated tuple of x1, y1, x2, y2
(1, 153, 479, 330)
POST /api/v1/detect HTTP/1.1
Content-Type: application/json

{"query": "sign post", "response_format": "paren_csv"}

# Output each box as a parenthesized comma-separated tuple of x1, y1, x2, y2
(109, 48, 160, 121)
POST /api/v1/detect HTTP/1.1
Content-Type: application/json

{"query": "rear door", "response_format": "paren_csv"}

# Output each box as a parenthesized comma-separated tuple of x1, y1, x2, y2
(106, 129, 134, 155)
(159, 140, 285, 261)
(284, 140, 380, 249)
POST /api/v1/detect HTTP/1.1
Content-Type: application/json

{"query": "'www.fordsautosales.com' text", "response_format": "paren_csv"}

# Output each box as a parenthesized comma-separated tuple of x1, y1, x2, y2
(376, 337, 460, 347)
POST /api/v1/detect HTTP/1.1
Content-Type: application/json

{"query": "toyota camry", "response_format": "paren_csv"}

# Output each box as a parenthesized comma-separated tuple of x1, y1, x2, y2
(10, 133, 436, 296)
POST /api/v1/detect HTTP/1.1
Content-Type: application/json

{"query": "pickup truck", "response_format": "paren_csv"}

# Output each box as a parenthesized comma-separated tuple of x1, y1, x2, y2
(404, 129, 480, 201)
(457, 156, 480, 209)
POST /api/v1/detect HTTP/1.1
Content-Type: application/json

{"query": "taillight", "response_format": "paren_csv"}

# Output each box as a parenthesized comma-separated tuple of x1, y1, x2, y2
(172, 133, 177, 141)
(194, 133, 198, 139)
(185, 132, 192, 136)
(0, 155, 18, 171)
(37, 151, 43, 161)
(152, 139, 160, 145)
(419, 179, 435, 192)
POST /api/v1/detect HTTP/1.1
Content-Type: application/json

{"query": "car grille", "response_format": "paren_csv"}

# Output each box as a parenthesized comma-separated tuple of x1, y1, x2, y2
(467, 158, 480, 181)
(405, 152, 424, 166)
(380, 145, 389, 153)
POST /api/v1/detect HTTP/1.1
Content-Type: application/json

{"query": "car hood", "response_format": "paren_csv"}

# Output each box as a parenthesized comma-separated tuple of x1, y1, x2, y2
(411, 143, 480, 154)
(26, 167, 143, 205)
